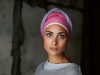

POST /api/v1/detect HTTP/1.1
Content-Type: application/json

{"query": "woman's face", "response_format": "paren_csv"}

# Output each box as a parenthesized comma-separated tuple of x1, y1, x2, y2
(43, 24, 68, 57)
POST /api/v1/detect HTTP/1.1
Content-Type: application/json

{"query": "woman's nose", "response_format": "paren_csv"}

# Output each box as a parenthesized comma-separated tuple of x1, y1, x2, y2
(52, 37, 58, 46)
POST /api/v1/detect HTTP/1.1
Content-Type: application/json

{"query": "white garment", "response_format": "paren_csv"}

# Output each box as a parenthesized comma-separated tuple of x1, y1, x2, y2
(34, 61, 82, 75)
(44, 60, 76, 69)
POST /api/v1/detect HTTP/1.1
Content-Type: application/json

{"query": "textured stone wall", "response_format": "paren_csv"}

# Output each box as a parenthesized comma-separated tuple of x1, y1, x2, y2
(21, 3, 47, 75)
(0, 0, 13, 75)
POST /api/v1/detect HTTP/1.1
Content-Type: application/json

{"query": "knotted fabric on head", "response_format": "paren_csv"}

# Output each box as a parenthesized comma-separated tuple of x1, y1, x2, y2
(40, 8, 73, 40)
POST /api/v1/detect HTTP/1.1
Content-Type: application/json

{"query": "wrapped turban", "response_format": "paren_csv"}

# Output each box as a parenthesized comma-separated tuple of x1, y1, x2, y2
(40, 8, 73, 40)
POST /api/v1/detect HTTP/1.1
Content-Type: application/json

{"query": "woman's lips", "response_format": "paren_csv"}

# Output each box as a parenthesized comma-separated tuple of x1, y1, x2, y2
(50, 47, 58, 51)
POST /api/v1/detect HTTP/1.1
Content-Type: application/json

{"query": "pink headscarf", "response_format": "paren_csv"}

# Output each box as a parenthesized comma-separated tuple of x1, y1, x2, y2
(40, 8, 73, 40)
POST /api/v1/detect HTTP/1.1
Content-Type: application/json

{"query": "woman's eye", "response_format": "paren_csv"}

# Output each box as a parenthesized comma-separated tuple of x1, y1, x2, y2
(59, 35, 65, 39)
(46, 33, 52, 37)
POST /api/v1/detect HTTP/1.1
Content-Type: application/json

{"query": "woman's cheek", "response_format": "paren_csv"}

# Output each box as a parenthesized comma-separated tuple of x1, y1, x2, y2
(59, 39, 67, 50)
(44, 37, 51, 48)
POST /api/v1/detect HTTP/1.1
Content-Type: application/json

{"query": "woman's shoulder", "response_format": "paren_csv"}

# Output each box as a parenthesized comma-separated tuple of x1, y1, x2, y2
(65, 63, 80, 68)
(63, 63, 82, 75)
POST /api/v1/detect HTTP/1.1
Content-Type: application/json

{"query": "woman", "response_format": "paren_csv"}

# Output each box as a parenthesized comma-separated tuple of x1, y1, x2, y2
(34, 8, 82, 75)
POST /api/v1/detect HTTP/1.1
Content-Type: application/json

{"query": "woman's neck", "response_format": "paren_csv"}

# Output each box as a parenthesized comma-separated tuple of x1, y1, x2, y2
(48, 54, 70, 64)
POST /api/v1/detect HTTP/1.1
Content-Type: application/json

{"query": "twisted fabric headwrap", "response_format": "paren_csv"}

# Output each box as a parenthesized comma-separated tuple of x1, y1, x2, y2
(40, 8, 73, 40)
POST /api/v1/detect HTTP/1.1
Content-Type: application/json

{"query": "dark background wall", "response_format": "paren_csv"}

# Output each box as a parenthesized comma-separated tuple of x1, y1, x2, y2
(82, 0, 100, 75)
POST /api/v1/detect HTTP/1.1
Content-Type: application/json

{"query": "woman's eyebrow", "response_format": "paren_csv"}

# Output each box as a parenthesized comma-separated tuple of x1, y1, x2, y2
(45, 31, 53, 33)
(58, 32, 67, 35)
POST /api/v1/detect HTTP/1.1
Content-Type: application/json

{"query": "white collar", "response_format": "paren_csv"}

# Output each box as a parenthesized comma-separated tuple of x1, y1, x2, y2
(43, 60, 73, 69)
